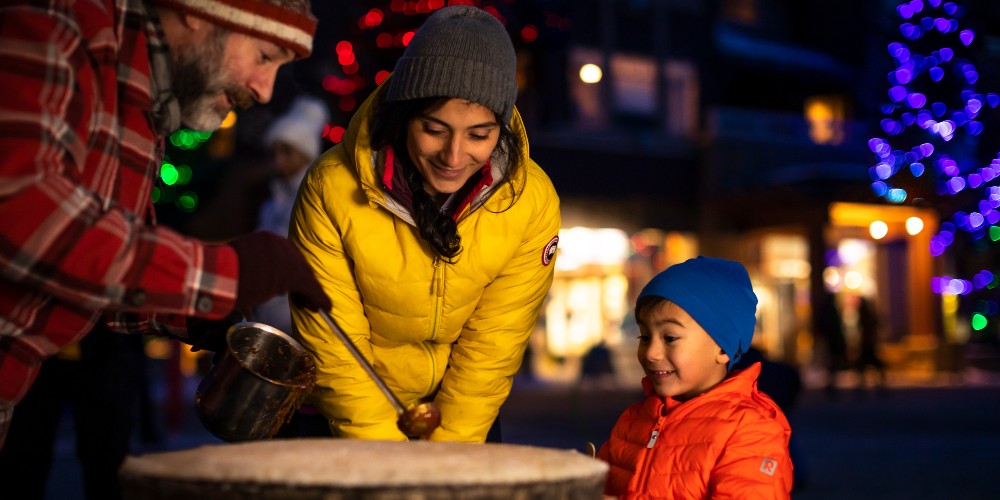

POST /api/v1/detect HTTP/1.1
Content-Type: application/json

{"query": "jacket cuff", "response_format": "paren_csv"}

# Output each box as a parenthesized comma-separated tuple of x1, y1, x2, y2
(197, 244, 239, 319)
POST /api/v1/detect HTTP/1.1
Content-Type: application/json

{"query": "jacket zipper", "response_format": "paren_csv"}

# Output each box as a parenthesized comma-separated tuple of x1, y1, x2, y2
(371, 193, 447, 395)
(634, 410, 666, 493)
(430, 257, 444, 341)
(423, 257, 445, 395)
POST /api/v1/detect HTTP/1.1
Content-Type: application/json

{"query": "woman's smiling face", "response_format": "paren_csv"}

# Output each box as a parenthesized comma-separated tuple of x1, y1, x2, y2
(636, 300, 730, 401)
(405, 98, 500, 196)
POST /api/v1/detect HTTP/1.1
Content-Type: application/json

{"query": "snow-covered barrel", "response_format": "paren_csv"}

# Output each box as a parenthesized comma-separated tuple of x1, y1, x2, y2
(120, 438, 608, 499)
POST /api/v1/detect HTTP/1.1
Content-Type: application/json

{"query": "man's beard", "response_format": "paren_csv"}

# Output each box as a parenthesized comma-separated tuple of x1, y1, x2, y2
(171, 30, 254, 131)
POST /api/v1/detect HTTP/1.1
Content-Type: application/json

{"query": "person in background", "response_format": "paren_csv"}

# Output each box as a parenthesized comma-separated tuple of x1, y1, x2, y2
(817, 290, 848, 397)
(597, 257, 793, 498)
(253, 95, 331, 334)
(0, 0, 331, 454)
(854, 296, 887, 393)
(289, 5, 561, 442)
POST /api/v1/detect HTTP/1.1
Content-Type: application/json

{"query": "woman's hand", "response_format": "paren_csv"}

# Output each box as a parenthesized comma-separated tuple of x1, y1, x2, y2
(397, 402, 441, 439)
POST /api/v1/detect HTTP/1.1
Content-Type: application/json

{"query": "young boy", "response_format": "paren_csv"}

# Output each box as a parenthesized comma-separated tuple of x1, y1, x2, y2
(597, 256, 793, 499)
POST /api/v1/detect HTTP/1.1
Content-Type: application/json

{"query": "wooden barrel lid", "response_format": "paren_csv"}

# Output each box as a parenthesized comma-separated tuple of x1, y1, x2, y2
(120, 439, 608, 499)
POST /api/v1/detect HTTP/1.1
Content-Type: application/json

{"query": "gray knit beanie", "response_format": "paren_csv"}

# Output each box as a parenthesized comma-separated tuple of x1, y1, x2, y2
(386, 6, 518, 124)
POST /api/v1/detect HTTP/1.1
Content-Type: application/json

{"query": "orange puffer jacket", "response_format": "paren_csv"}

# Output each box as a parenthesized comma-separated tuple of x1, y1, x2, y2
(597, 362, 793, 499)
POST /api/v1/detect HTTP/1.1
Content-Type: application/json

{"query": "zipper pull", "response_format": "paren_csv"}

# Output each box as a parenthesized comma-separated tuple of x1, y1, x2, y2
(433, 257, 444, 297)
(646, 429, 659, 449)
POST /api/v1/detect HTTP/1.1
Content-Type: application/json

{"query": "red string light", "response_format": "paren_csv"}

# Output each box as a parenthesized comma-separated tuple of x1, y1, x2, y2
(376, 33, 394, 48)
(363, 8, 384, 28)
(521, 25, 538, 43)
(328, 125, 346, 143)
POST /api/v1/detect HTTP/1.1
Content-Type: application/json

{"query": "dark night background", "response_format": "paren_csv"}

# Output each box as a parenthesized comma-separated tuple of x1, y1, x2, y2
(32, 1, 1000, 498)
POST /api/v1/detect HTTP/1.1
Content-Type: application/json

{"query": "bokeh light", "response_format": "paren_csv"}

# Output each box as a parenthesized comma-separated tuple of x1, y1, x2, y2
(844, 270, 864, 290)
(579, 64, 602, 84)
(176, 192, 198, 212)
(521, 25, 539, 43)
(220, 112, 236, 129)
(972, 313, 987, 330)
(160, 163, 178, 185)
(869, 220, 889, 239)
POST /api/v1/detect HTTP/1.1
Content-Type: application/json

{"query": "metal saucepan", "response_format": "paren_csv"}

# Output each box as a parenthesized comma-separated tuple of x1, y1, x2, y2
(195, 322, 316, 442)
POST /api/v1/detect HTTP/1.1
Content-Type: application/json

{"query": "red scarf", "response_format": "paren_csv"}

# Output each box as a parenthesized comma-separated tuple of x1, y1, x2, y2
(381, 146, 495, 221)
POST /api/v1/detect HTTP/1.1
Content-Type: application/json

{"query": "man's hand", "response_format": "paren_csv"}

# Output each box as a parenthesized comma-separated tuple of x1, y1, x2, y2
(228, 232, 332, 314)
(186, 314, 239, 353)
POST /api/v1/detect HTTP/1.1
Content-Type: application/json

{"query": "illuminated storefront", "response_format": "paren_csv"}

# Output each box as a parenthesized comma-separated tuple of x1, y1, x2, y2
(531, 227, 698, 384)
(739, 202, 941, 378)
(532, 201, 941, 384)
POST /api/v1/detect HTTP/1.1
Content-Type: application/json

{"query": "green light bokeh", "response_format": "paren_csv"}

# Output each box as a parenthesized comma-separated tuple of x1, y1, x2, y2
(168, 129, 213, 150)
(160, 163, 178, 185)
(177, 192, 199, 212)
(177, 165, 193, 184)
(972, 313, 987, 331)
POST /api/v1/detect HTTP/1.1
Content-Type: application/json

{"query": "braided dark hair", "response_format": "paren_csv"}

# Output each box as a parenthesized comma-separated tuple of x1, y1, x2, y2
(370, 96, 524, 260)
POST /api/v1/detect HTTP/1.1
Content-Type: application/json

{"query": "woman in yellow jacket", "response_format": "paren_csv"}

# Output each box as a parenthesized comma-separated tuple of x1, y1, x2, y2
(288, 6, 560, 442)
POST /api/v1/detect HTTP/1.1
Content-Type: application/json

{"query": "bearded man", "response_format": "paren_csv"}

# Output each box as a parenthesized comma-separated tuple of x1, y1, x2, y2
(0, 0, 332, 464)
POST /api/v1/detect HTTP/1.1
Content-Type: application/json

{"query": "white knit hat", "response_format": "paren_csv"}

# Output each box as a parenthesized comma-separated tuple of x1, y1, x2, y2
(151, 0, 317, 59)
(264, 95, 329, 159)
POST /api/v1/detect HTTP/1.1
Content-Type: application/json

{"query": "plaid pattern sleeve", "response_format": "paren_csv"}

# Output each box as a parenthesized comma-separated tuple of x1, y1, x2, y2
(106, 312, 188, 337)
(0, 0, 238, 439)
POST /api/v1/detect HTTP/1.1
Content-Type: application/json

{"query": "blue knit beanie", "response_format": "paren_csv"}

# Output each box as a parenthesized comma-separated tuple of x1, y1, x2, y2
(637, 256, 758, 370)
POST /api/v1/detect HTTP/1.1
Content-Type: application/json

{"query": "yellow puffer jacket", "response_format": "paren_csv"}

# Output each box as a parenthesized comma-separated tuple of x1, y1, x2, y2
(289, 82, 560, 442)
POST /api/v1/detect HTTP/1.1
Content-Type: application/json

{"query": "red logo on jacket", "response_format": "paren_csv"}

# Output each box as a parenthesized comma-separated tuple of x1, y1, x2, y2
(759, 458, 778, 476)
(542, 236, 559, 266)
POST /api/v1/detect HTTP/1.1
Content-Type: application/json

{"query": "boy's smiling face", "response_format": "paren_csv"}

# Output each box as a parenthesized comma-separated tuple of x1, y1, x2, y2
(636, 300, 730, 401)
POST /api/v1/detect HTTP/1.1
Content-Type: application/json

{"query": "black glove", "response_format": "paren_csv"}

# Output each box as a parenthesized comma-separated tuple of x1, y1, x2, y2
(229, 232, 332, 314)
(186, 314, 239, 353)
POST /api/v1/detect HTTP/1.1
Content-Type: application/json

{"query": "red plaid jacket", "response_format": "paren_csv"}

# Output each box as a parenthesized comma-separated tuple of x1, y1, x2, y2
(0, 1, 238, 415)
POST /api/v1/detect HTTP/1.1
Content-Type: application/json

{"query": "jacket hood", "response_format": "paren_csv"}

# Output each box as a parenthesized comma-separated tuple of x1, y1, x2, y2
(340, 76, 531, 220)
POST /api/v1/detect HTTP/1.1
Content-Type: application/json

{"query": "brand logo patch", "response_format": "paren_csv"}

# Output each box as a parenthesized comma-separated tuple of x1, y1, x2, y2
(759, 458, 778, 476)
(542, 236, 559, 266)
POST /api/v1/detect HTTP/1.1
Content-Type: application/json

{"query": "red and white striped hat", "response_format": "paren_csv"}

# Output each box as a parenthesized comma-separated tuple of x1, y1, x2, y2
(152, 0, 317, 59)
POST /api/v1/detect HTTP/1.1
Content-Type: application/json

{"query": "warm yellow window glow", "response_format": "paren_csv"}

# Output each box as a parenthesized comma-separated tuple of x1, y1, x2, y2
(220, 111, 237, 129)
(805, 95, 845, 145)
(838, 239, 869, 266)
(579, 63, 603, 84)
(822, 266, 841, 290)
(869, 220, 889, 239)
(844, 270, 864, 290)
(906, 216, 924, 235)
